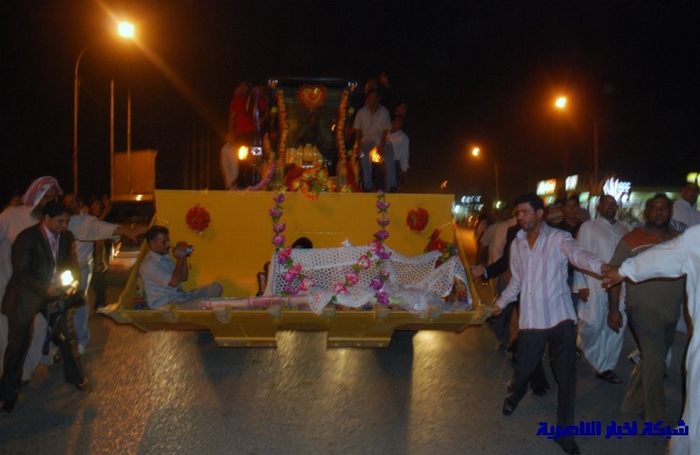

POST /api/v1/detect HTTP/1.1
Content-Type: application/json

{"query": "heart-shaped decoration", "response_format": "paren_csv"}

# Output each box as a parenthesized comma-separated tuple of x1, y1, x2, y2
(297, 84, 327, 111)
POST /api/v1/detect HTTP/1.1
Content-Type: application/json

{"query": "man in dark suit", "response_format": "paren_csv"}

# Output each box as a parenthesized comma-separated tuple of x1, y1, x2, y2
(0, 201, 87, 412)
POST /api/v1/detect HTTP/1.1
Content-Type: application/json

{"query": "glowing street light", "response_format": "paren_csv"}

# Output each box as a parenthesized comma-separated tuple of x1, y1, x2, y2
(551, 94, 600, 191)
(554, 95, 568, 110)
(73, 20, 136, 195)
(469, 145, 499, 203)
(117, 21, 135, 39)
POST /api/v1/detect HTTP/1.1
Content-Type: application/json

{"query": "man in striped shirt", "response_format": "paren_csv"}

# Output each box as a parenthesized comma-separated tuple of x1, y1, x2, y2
(492, 193, 606, 455)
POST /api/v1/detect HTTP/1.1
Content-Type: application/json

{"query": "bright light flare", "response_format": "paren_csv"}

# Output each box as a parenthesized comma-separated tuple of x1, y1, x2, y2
(60, 270, 75, 287)
(471, 147, 480, 157)
(238, 146, 249, 160)
(117, 21, 135, 39)
(369, 147, 383, 164)
(554, 96, 568, 110)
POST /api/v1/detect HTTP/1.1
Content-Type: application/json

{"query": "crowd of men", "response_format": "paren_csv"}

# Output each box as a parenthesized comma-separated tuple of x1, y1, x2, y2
(473, 183, 700, 454)
(2, 174, 699, 454)
(0, 176, 225, 413)
(0, 177, 148, 412)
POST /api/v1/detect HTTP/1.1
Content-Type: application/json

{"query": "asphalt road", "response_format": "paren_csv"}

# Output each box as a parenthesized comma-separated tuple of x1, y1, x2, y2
(0, 229, 686, 454)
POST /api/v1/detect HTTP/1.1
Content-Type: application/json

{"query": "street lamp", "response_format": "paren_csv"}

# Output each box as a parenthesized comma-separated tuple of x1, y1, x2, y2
(554, 95, 568, 110)
(73, 20, 136, 195)
(469, 145, 500, 203)
(117, 21, 135, 39)
(552, 94, 600, 192)
(552, 95, 570, 178)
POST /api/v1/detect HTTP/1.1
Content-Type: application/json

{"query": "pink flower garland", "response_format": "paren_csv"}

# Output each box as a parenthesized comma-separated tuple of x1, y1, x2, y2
(270, 192, 311, 296)
(371, 192, 391, 305)
(269, 191, 392, 306)
(331, 192, 392, 306)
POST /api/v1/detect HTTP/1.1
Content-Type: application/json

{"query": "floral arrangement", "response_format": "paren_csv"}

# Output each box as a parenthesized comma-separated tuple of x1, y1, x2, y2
(334, 89, 360, 191)
(297, 84, 327, 111)
(372, 192, 392, 304)
(287, 164, 337, 200)
(335, 89, 349, 179)
(425, 228, 458, 267)
(406, 207, 429, 232)
(269, 191, 392, 305)
(185, 204, 211, 234)
(269, 192, 311, 296)
(276, 90, 288, 168)
(331, 192, 392, 305)
(270, 192, 287, 249)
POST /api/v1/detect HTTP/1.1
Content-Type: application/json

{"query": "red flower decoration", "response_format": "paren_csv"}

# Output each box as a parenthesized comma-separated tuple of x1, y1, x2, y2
(424, 228, 456, 267)
(406, 207, 429, 232)
(186, 204, 211, 233)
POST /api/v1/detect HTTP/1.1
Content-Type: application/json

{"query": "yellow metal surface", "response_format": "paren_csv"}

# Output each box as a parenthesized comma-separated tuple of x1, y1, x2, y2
(102, 306, 489, 348)
(100, 190, 487, 348)
(153, 190, 458, 297)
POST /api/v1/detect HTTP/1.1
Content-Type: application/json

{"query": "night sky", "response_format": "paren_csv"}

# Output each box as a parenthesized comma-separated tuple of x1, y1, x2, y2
(2, 1, 699, 203)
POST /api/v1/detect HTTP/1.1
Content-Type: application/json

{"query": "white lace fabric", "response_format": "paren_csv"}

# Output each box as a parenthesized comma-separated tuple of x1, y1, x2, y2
(264, 246, 471, 313)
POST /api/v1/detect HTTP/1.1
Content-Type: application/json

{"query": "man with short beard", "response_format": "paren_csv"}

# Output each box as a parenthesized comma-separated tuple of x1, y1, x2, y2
(139, 225, 222, 309)
(574, 195, 630, 384)
(492, 193, 605, 455)
(1, 202, 88, 412)
(607, 194, 684, 422)
(0, 177, 63, 379)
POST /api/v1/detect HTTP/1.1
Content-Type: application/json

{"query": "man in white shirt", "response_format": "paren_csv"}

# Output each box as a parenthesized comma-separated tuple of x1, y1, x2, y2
(673, 183, 700, 228)
(604, 225, 700, 455)
(493, 193, 605, 455)
(139, 226, 222, 309)
(352, 90, 391, 191)
(385, 116, 409, 191)
(574, 195, 630, 384)
(63, 194, 145, 353)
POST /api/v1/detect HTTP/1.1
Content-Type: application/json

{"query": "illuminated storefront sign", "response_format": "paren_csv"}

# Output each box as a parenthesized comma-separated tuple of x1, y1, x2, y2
(565, 175, 578, 191)
(603, 178, 631, 203)
(536, 179, 557, 196)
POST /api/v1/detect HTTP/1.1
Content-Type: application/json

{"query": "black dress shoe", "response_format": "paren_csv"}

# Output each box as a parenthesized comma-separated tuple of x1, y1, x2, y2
(1, 400, 16, 413)
(502, 399, 517, 416)
(596, 370, 623, 384)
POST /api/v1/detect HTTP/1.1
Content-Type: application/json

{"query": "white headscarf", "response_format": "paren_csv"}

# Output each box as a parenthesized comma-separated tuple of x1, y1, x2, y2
(21, 176, 63, 209)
